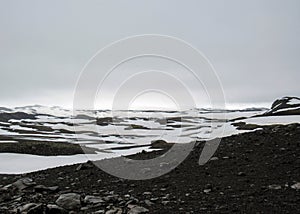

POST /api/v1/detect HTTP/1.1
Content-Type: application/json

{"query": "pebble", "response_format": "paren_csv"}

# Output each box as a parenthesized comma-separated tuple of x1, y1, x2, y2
(237, 172, 246, 176)
(128, 205, 149, 214)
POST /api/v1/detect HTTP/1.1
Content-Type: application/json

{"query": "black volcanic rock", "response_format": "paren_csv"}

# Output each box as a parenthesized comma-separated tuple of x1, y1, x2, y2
(150, 140, 173, 149)
(0, 112, 36, 122)
(0, 107, 12, 112)
(264, 96, 300, 116)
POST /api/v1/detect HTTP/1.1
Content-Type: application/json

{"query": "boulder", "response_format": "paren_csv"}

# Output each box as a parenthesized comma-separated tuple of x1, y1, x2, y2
(12, 177, 36, 191)
(0, 112, 36, 122)
(56, 193, 81, 210)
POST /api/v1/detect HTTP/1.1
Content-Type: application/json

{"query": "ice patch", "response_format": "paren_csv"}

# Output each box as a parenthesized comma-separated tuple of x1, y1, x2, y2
(238, 115, 300, 126)
(287, 98, 300, 105)
(0, 147, 154, 174)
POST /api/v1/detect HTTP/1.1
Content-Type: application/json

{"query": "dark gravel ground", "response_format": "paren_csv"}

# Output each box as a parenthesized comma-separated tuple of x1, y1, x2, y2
(0, 124, 300, 213)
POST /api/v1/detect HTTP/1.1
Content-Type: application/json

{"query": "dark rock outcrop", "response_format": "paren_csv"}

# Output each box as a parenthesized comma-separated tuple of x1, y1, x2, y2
(0, 112, 36, 122)
(264, 96, 300, 116)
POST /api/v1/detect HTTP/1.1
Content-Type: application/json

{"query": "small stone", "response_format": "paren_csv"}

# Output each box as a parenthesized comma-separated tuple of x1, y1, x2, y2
(128, 205, 149, 214)
(27, 204, 43, 214)
(20, 203, 38, 212)
(237, 172, 246, 176)
(81, 207, 89, 211)
(34, 185, 59, 192)
(12, 177, 36, 191)
(84, 195, 104, 204)
(14, 196, 22, 201)
(76, 161, 94, 171)
(46, 204, 67, 214)
(19, 203, 43, 214)
(268, 184, 281, 190)
(205, 184, 212, 189)
(150, 140, 170, 149)
(162, 194, 170, 200)
(144, 199, 154, 206)
(142, 192, 152, 196)
(161, 201, 169, 205)
(203, 189, 211, 194)
(210, 157, 219, 161)
(127, 204, 136, 209)
(291, 182, 300, 190)
(106, 208, 122, 214)
(56, 193, 81, 210)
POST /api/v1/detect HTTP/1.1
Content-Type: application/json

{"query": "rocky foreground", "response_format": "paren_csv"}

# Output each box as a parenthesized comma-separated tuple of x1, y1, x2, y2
(0, 124, 300, 213)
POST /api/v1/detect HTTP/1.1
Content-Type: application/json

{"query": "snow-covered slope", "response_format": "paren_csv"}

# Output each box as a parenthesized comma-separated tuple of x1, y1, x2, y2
(0, 99, 299, 154)
(0, 101, 299, 174)
(0, 105, 265, 148)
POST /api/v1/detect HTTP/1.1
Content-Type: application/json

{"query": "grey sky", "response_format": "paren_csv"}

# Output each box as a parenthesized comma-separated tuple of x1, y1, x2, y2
(0, 0, 299, 108)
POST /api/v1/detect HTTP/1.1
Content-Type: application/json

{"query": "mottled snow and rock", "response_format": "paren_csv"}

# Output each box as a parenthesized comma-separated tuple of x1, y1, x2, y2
(264, 96, 300, 116)
(0, 124, 299, 213)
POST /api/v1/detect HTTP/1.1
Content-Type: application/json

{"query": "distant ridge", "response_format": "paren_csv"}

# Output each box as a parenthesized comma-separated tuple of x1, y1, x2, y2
(264, 96, 300, 116)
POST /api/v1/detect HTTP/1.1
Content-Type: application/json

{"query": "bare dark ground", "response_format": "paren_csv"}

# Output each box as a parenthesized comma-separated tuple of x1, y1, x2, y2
(0, 124, 299, 213)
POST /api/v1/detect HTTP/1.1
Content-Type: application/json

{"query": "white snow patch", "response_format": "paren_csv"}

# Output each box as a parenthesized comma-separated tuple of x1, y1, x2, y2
(0, 147, 154, 174)
(238, 115, 300, 126)
(287, 98, 300, 105)
(0, 140, 18, 143)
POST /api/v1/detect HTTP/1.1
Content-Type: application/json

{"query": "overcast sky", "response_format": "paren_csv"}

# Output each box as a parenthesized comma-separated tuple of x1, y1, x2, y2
(0, 0, 299, 109)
